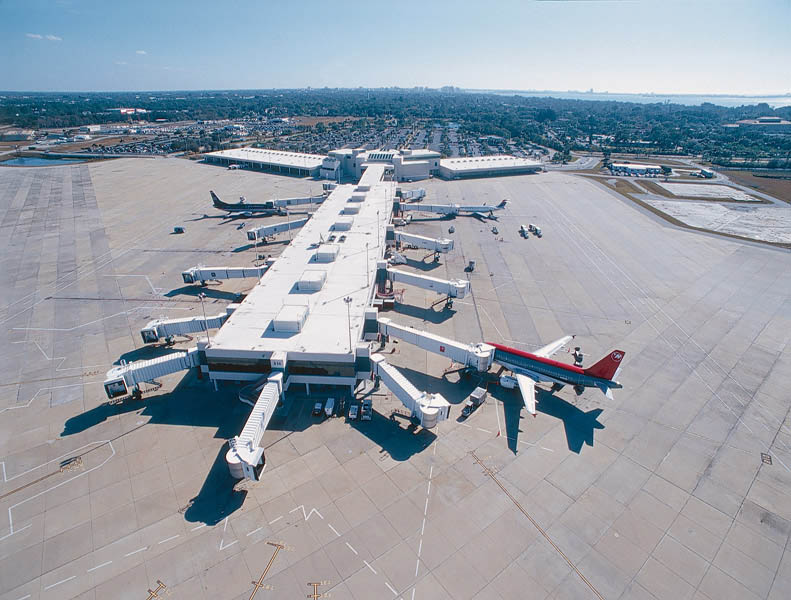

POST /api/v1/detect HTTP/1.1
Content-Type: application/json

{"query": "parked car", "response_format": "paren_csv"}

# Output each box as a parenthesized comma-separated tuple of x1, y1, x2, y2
(348, 404, 359, 420)
(312, 401, 324, 416)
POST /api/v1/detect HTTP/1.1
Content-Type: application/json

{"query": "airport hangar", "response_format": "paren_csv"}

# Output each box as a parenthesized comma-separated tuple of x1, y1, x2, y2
(204, 146, 543, 182)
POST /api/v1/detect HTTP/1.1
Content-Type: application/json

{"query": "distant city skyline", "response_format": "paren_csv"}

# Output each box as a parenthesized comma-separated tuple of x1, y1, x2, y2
(1, 0, 789, 95)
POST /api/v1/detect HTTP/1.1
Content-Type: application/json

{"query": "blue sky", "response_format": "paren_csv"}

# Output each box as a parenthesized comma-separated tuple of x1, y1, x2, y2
(1, 0, 789, 94)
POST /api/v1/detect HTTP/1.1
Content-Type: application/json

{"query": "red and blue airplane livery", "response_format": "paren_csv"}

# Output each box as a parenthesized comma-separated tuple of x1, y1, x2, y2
(486, 335, 625, 416)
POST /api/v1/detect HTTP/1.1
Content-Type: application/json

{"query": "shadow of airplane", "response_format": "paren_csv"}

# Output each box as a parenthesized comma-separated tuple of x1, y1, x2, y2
(501, 386, 605, 454)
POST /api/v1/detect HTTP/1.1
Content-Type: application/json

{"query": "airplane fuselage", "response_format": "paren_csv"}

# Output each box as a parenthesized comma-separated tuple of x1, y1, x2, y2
(210, 191, 323, 215)
(488, 343, 621, 390)
(398, 200, 507, 218)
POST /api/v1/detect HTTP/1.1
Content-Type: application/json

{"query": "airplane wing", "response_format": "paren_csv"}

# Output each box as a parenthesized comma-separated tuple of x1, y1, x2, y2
(470, 212, 488, 221)
(516, 374, 537, 415)
(535, 335, 574, 359)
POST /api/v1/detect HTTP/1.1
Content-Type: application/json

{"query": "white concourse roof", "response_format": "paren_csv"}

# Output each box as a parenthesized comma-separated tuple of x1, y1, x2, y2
(440, 155, 541, 173)
(206, 147, 326, 169)
(208, 164, 392, 360)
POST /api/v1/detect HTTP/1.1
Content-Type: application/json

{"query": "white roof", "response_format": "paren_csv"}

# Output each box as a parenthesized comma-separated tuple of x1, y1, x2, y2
(611, 163, 661, 170)
(208, 163, 392, 360)
(440, 155, 541, 173)
(401, 149, 441, 158)
(206, 147, 325, 169)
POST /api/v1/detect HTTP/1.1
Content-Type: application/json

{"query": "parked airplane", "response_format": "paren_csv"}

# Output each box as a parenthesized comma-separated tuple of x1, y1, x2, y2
(487, 336, 625, 415)
(210, 191, 325, 217)
(396, 199, 508, 220)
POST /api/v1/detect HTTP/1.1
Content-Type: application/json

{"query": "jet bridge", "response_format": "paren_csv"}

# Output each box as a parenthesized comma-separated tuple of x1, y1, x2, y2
(381, 263, 470, 299)
(181, 265, 268, 285)
(395, 202, 462, 216)
(377, 317, 494, 372)
(139, 305, 238, 344)
(226, 372, 283, 480)
(103, 347, 201, 400)
(370, 354, 450, 428)
(389, 227, 454, 254)
(398, 188, 426, 201)
(246, 217, 310, 241)
(271, 195, 325, 208)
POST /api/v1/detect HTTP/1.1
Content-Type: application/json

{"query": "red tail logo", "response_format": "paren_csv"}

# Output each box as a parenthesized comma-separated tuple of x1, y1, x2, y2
(584, 350, 625, 381)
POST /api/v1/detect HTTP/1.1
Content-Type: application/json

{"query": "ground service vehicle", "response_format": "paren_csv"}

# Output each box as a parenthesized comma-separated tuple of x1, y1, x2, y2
(461, 386, 487, 417)
(361, 399, 372, 421)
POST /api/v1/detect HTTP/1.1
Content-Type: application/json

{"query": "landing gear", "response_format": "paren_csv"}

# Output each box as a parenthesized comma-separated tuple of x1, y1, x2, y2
(551, 383, 565, 392)
(573, 385, 585, 396)
(131, 387, 143, 401)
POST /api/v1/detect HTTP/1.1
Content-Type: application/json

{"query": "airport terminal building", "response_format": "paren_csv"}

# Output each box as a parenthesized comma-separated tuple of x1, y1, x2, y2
(206, 146, 542, 182)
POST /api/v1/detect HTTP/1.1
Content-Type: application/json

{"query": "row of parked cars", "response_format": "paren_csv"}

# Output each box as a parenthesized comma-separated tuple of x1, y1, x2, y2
(312, 397, 372, 421)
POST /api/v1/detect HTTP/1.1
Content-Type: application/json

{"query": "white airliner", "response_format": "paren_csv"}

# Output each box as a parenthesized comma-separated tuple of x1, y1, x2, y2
(488, 335, 626, 415)
(396, 199, 509, 220)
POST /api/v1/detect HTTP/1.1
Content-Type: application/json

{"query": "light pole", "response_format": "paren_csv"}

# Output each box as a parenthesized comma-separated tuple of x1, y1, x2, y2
(198, 292, 211, 346)
(343, 296, 353, 353)
(365, 242, 369, 288)
(376, 210, 380, 249)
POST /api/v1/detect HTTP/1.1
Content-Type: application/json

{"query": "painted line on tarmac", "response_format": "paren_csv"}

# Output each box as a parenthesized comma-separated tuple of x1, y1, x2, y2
(87, 560, 112, 572)
(43, 575, 76, 591)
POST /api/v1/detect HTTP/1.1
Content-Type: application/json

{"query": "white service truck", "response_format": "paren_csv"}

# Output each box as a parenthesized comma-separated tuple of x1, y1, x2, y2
(461, 386, 487, 418)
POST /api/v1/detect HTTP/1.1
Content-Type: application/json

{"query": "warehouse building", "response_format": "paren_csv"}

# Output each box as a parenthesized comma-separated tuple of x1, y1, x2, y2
(438, 155, 542, 179)
(205, 148, 326, 177)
